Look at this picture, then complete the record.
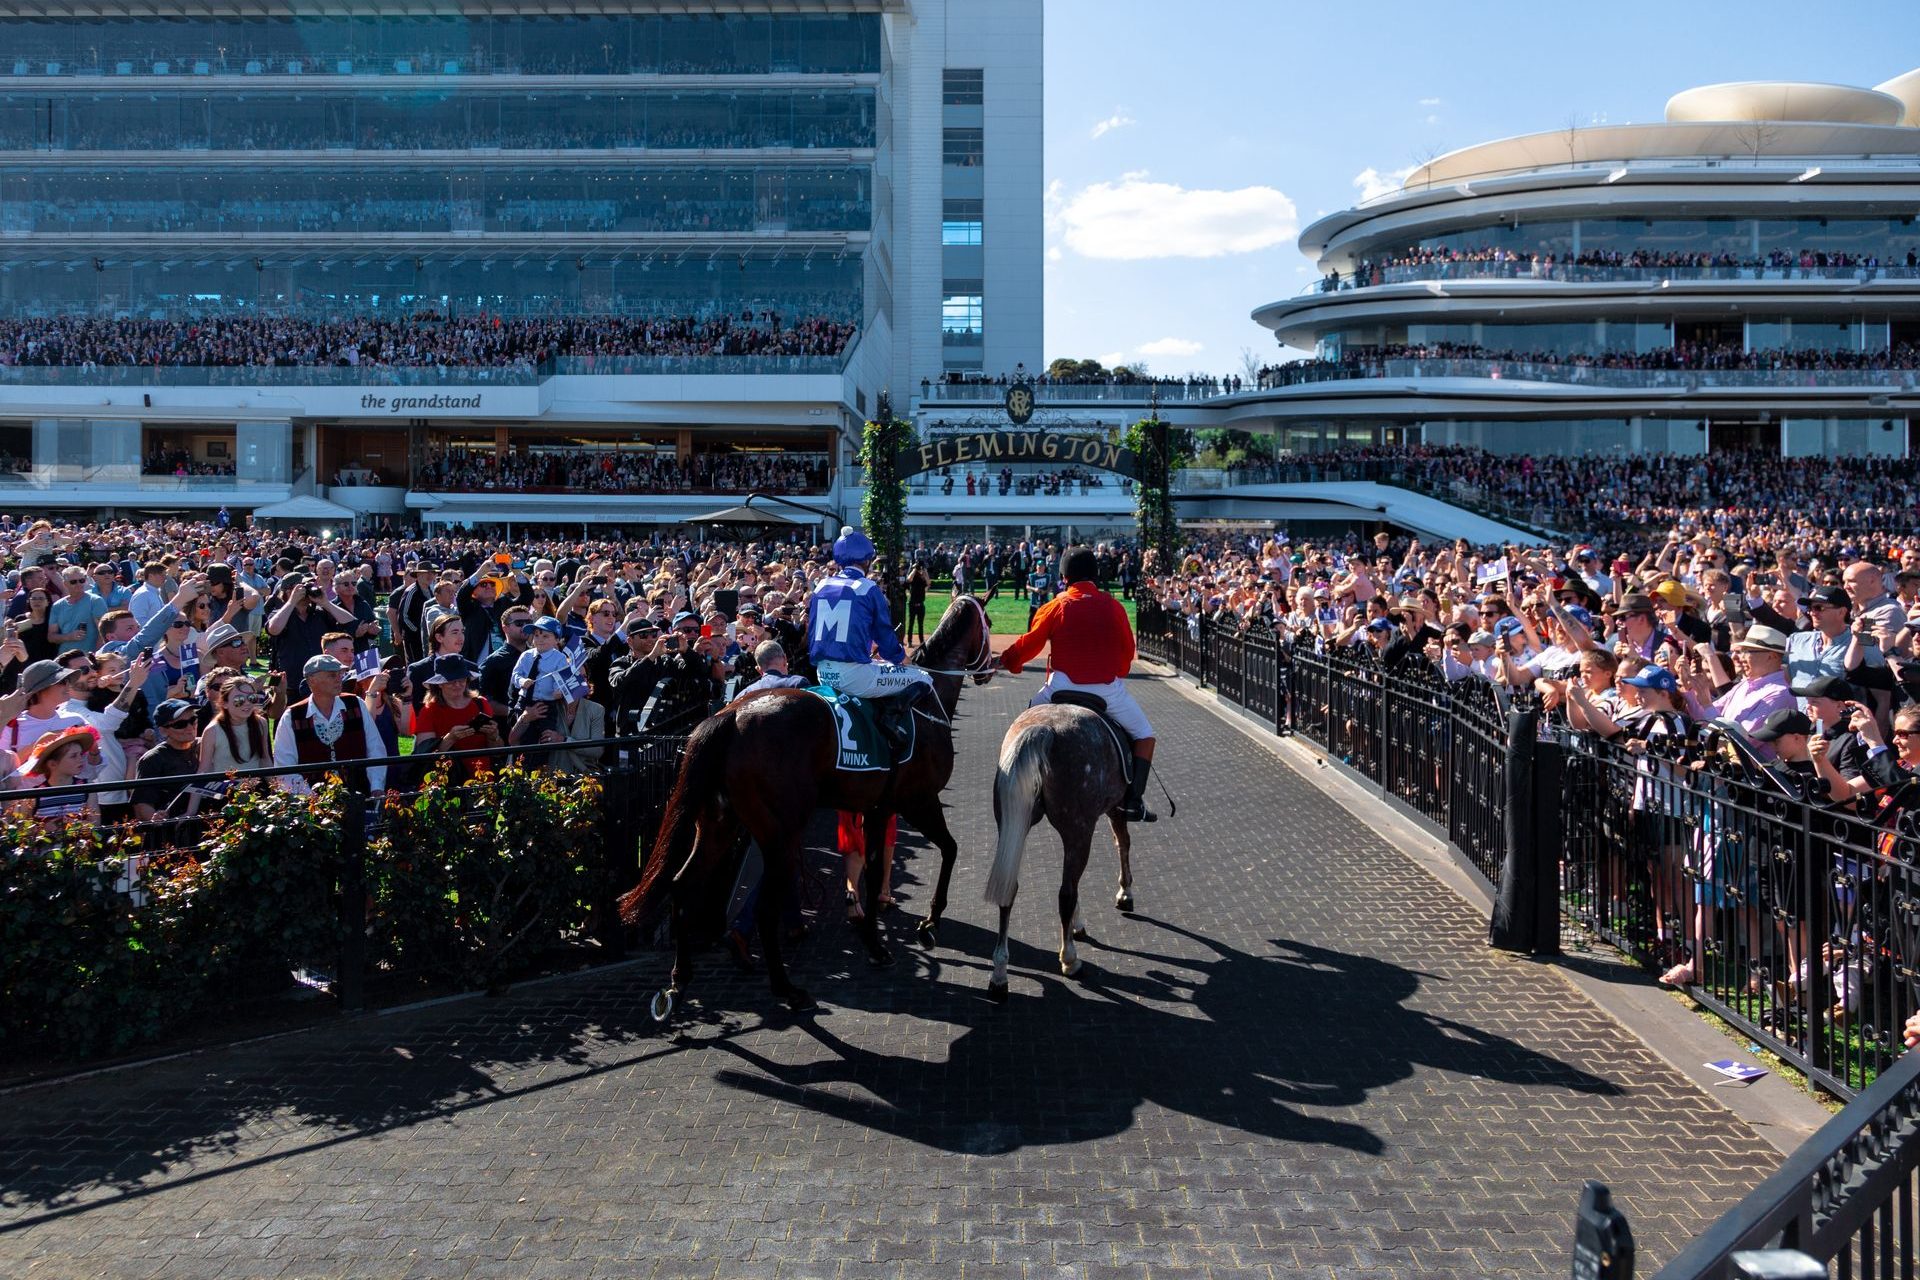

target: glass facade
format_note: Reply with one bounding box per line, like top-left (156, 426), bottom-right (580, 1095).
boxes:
top-left (0, 14), bottom-right (877, 334)
top-left (1320, 319), bottom-right (1674, 359)
top-left (0, 164), bottom-right (872, 236)
top-left (0, 15), bottom-right (883, 78)
top-left (0, 252), bottom-right (865, 322)
top-left (0, 89), bottom-right (878, 152)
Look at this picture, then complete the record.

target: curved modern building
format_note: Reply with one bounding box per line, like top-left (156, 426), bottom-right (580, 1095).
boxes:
top-left (1222, 65), bottom-right (1920, 459)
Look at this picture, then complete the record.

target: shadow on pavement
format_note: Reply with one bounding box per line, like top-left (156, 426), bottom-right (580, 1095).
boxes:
top-left (708, 914), bottom-right (1621, 1157)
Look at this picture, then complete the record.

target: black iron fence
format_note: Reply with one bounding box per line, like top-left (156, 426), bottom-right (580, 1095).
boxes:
top-left (1, 734), bottom-right (684, 1066)
top-left (1141, 615), bottom-right (1915, 1101)
top-left (1646, 1046), bottom-right (1920, 1280)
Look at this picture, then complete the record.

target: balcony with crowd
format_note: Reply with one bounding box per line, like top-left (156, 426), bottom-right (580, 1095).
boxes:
top-left (414, 446), bottom-right (831, 495)
top-left (1313, 243), bottom-right (1920, 291)
top-left (1251, 340), bottom-right (1920, 389)
top-left (0, 310), bottom-right (860, 372)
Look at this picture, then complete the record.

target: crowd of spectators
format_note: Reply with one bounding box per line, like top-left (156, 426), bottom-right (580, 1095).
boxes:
top-left (1253, 341), bottom-right (1920, 388)
top-left (414, 447), bottom-right (830, 494)
top-left (0, 310), bottom-right (860, 370)
top-left (1317, 243), bottom-right (1920, 290)
top-left (927, 368), bottom-right (1248, 396)
top-left (1139, 457), bottom-right (1920, 1031)
top-left (142, 447), bottom-right (236, 478)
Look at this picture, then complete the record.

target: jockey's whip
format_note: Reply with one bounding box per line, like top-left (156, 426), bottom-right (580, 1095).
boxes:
top-left (1154, 769), bottom-right (1178, 819)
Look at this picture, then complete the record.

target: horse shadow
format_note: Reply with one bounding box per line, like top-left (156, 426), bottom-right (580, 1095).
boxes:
top-left (705, 915), bottom-right (1620, 1157)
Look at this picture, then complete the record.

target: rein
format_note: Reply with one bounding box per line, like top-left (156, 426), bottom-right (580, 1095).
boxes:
top-left (913, 594), bottom-right (995, 679)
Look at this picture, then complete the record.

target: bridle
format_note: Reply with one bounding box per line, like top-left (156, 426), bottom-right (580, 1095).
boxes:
top-left (913, 593), bottom-right (995, 679)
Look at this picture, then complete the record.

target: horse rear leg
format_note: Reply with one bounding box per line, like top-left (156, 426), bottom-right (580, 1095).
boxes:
top-left (989, 897), bottom-right (1015, 1003)
top-left (896, 796), bottom-right (960, 948)
top-left (1058, 821), bottom-right (1095, 977)
top-left (1109, 813), bottom-right (1135, 914)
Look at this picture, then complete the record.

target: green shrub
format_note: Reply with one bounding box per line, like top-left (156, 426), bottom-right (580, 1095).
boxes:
top-left (2, 764), bottom-right (610, 1065)
top-left (372, 763), bottom-right (606, 992)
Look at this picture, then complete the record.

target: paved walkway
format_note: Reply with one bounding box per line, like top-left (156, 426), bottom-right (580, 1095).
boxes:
top-left (1, 669), bottom-right (1779, 1279)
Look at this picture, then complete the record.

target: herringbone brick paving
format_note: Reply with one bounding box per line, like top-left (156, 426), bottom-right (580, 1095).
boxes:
top-left (0, 669), bottom-right (1778, 1278)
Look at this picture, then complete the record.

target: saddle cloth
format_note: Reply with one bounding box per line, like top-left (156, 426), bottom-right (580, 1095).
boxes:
top-left (807, 686), bottom-right (915, 774)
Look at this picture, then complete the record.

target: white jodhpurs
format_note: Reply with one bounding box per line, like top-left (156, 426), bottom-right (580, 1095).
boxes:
top-left (1030, 672), bottom-right (1154, 741)
top-left (816, 658), bottom-right (934, 700)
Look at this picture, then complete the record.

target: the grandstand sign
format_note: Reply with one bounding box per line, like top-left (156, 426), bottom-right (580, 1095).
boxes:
top-left (898, 431), bottom-right (1137, 479)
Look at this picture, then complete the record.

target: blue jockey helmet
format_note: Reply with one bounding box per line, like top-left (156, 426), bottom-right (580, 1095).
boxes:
top-left (833, 525), bottom-right (876, 565)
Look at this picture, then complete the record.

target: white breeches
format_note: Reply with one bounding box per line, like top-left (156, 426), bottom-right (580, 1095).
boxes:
top-left (1030, 672), bottom-right (1154, 741)
top-left (816, 659), bottom-right (934, 699)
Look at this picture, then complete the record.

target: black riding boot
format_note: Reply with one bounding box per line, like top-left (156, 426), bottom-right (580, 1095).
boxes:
top-left (879, 697), bottom-right (913, 751)
top-left (1119, 757), bottom-right (1157, 823)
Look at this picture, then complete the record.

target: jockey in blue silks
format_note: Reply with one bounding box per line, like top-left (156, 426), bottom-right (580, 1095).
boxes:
top-left (810, 526), bottom-right (933, 745)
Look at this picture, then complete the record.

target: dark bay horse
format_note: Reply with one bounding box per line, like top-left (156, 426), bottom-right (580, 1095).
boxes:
top-left (621, 595), bottom-right (992, 1018)
top-left (983, 702), bottom-right (1139, 1002)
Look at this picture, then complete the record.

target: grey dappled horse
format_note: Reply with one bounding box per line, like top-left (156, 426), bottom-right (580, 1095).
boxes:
top-left (982, 700), bottom-right (1138, 1001)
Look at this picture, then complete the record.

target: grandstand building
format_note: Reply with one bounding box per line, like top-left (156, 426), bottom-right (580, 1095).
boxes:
top-left (0, 1), bottom-right (1042, 529)
top-left (1218, 65), bottom-right (1920, 461)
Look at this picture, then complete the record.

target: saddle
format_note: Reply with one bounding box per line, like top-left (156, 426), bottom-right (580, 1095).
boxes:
top-left (1048, 690), bottom-right (1136, 772)
top-left (807, 685), bottom-right (919, 774)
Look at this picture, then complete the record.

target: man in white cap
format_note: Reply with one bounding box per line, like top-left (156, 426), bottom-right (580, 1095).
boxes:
top-left (271, 653), bottom-right (386, 795)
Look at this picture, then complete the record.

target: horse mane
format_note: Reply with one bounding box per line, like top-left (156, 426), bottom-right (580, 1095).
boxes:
top-left (912, 593), bottom-right (985, 668)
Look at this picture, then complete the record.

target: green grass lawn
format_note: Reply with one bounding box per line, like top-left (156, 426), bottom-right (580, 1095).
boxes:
top-left (927, 582), bottom-right (1138, 637)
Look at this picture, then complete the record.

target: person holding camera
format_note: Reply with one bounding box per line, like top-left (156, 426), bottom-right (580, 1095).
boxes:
top-left (265, 571), bottom-right (361, 700)
top-left (639, 611), bottom-right (728, 732)
top-left (1786, 585), bottom-right (1876, 686)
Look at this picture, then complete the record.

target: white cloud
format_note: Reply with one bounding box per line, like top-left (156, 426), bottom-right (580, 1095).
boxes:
top-left (1045, 245), bottom-right (1063, 262)
top-left (1056, 173), bottom-right (1298, 261)
top-left (1137, 337), bottom-right (1203, 358)
top-left (1352, 164), bottom-right (1416, 202)
top-left (1418, 97), bottom-right (1443, 107)
top-left (1424, 114), bottom-right (1441, 126)
top-left (1098, 351), bottom-right (1127, 369)
top-left (1089, 110), bottom-right (1137, 140)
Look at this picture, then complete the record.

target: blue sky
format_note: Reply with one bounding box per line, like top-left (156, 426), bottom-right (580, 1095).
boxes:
top-left (1041, 0), bottom-right (1916, 375)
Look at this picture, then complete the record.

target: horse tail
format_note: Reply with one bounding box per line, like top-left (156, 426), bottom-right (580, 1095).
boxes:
top-left (985, 723), bottom-right (1048, 908)
top-left (618, 709), bottom-right (734, 931)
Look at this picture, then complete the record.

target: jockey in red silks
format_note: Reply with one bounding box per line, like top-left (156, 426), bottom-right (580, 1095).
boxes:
top-left (999, 544), bottom-right (1157, 822)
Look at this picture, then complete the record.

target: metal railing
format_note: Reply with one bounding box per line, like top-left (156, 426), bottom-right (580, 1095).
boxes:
top-left (1140, 614), bottom-right (1915, 1099)
top-left (1253, 357), bottom-right (1920, 392)
top-left (917, 379), bottom-right (1235, 404)
top-left (1299, 261), bottom-right (1920, 295)
top-left (1649, 1046), bottom-right (1920, 1279)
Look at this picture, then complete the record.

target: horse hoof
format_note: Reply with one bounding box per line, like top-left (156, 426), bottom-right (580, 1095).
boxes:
top-left (1071, 926), bottom-right (1090, 942)
top-left (777, 985), bottom-right (817, 1013)
top-left (1061, 956), bottom-right (1084, 978)
top-left (916, 917), bottom-right (939, 947)
top-left (867, 945), bottom-right (896, 969)
top-left (1116, 892), bottom-right (1135, 914)
top-left (648, 987), bottom-right (677, 1024)
top-left (987, 980), bottom-right (1010, 1004)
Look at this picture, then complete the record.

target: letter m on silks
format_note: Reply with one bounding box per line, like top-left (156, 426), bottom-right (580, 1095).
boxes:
top-left (813, 597), bottom-right (853, 645)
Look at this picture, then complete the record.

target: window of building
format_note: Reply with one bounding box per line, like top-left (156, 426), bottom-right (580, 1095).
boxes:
top-left (942, 199), bottom-right (983, 246)
top-left (942, 127), bottom-right (983, 167)
top-left (942, 279), bottom-right (983, 339)
top-left (942, 69), bottom-right (983, 106)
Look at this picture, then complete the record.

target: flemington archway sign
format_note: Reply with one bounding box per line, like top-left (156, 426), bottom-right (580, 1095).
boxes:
top-left (896, 429), bottom-right (1139, 480)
